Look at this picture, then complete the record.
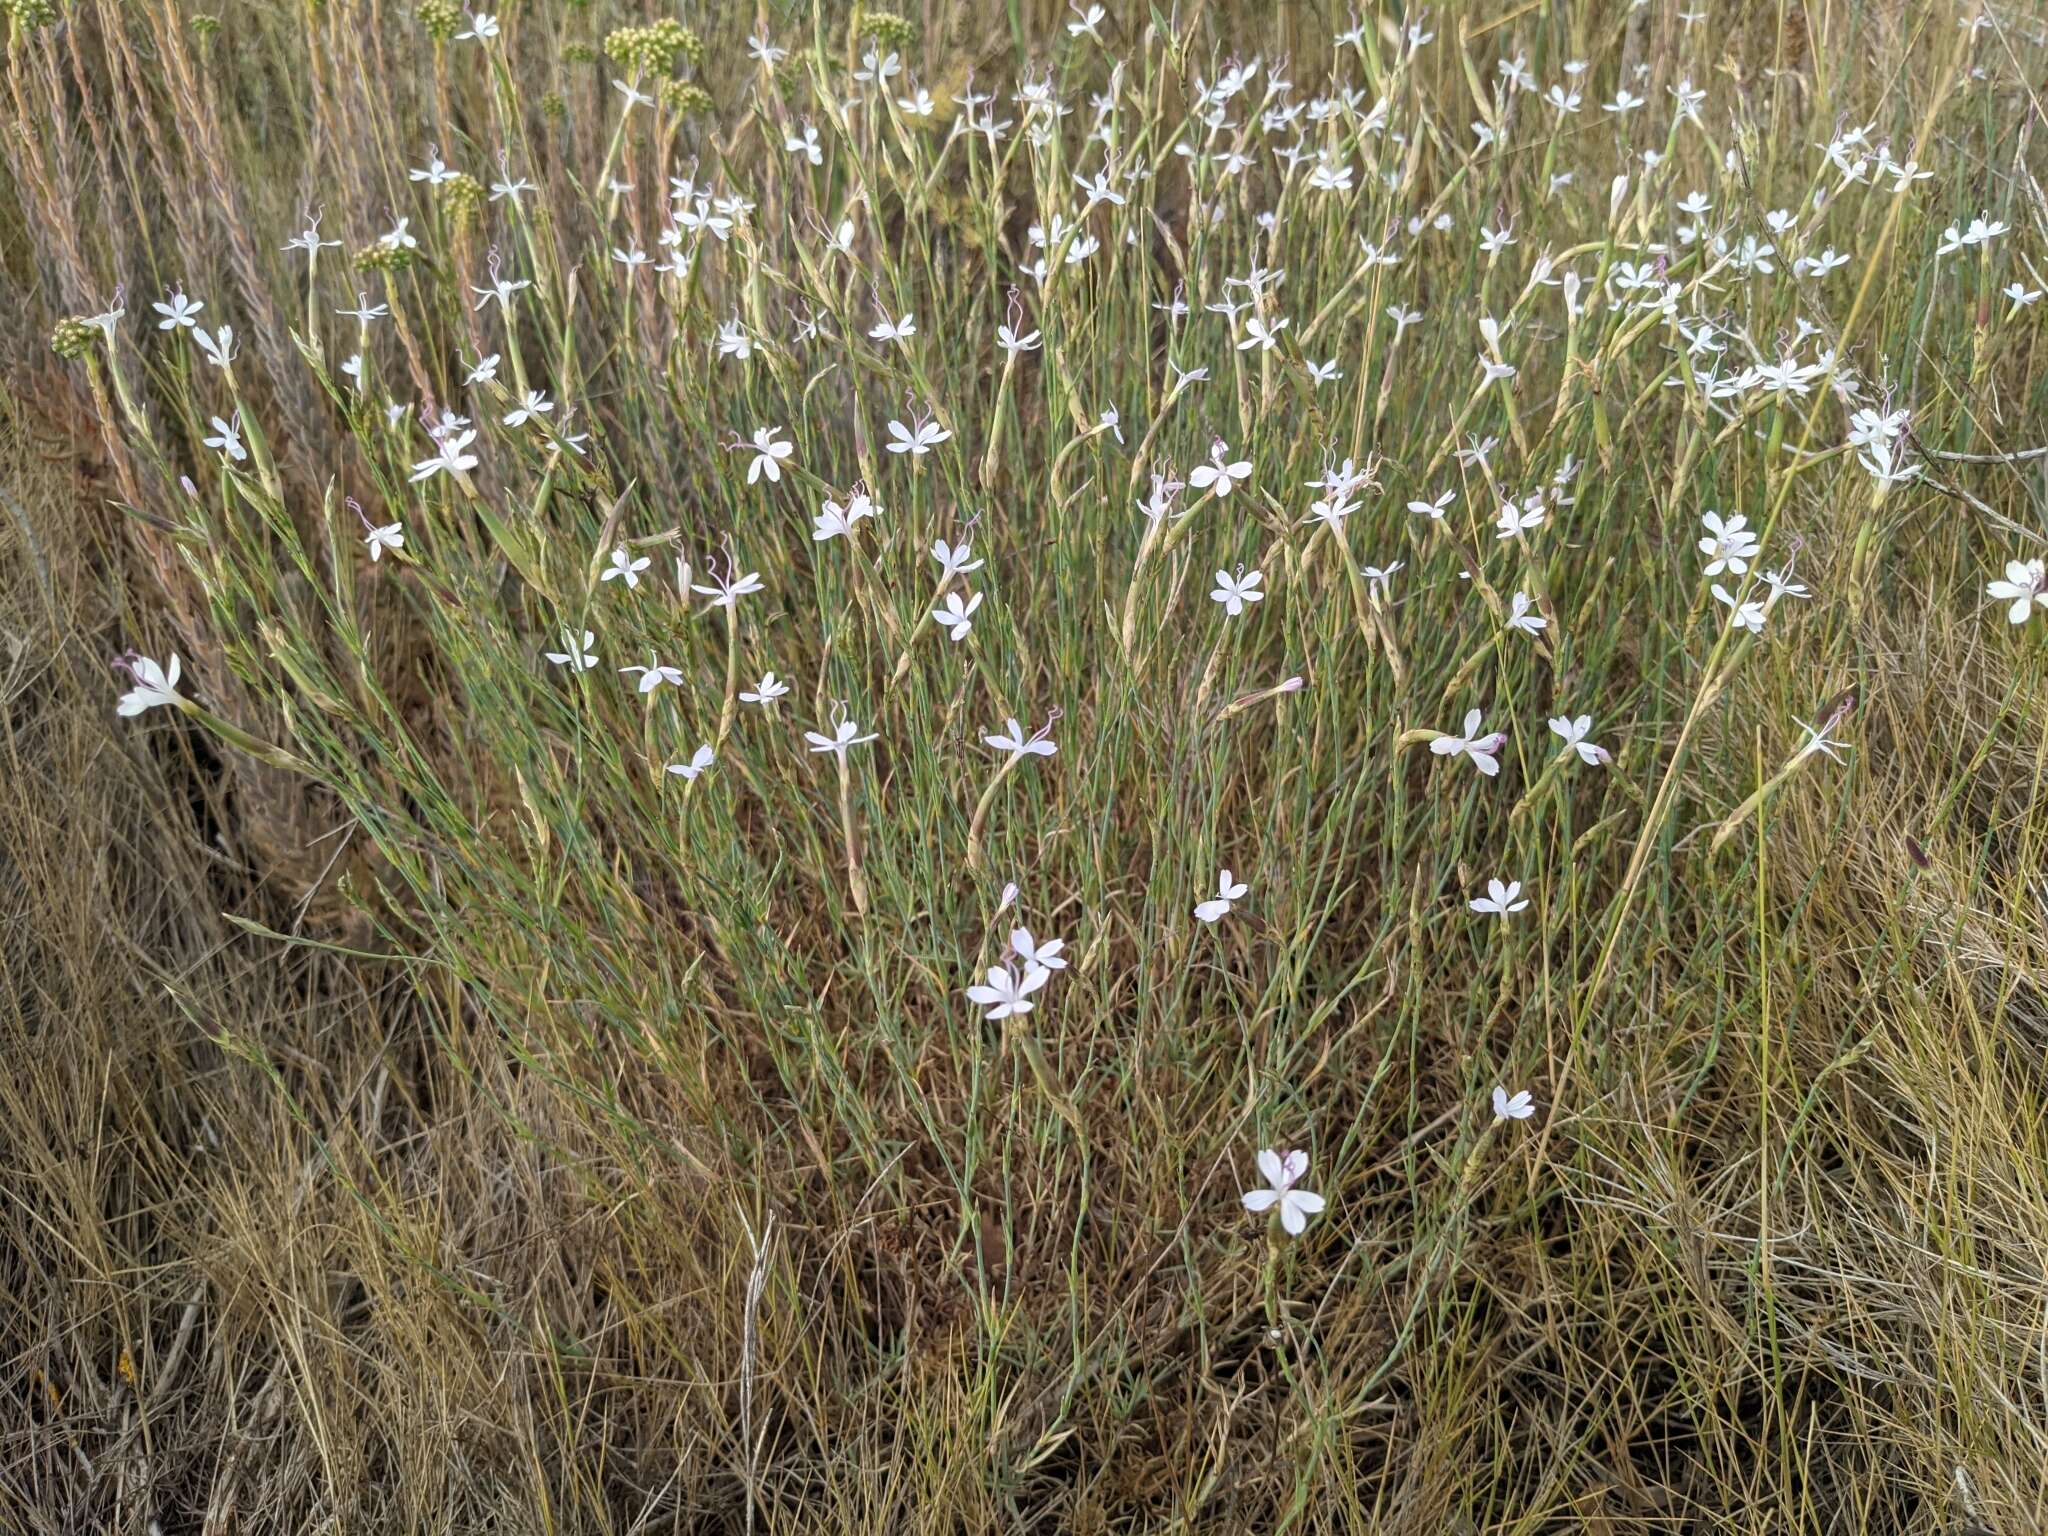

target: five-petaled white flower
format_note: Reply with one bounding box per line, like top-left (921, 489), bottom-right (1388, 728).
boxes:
top-left (666, 744), bottom-right (715, 781)
top-left (1469, 878), bottom-right (1529, 918)
top-left (1431, 709), bottom-right (1506, 776)
top-left (934, 589), bottom-right (983, 642)
top-left (740, 671), bottom-right (789, 704)
top-left (746, 427), bottom-right (794, 484)
top-left (1189, 440), bottom-right (1253, 497)
top-left (983, 717), bottom-right (1057, 757)
top-left (116, 653), bottom-right (185, 716)
top-left (1011, 927), bottom-right (1067, 972)
top-left (1210, 568), bottom-right (1264, 617)
top-left (1698, 511), bottom-right (1760, 576)
top-left (620, 657), bottom-right (685, 693)
top-left (1987, 558), bottom-right (2048, 625)
top-left (1241, 1148), bottom-right (1326, 1236)
top-left (1548, 715), bottom-right (1610, 765)
top-left (1492, 1085), bottom-right (1535, 1121)
top-left (1194, 868), bottom-right (1248, 923)
top-left (805, 717), bottom-right (879, 755)
top-left (409, 429), bottom-right (478, 484)
top-left (966, 962), bottom-right (1048, 1021)
top-left (153, 289), bottom-right (203, 330)
top-left (886, 416), bottom-right (952, 456)
top-left (545, 631), bottom-right (599, 670)
top-left (601, 547), bottom-right (651, 588)
top-left (364, 520), bottom-right (405, 561)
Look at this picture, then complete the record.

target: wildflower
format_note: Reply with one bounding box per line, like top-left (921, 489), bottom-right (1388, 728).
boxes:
top-left (1194, 868), bottom-right (1248, 923)
top-left (1492, 1086), bottom-right (1536, 1121)
top-left (115, 652), bottom-right (185, 716)
top-left (1469, 878), bottom-right (1529, 918)
top-left (204, 413), bottom-right (247, 463)
top-left (666, 744), bottom-right (715, 781)
top-left (1548, 715), bottom-right (1610, 765)
top-left (1188, 439), bottom-right (1252, 497)
top-left (932, 537), bottom-right (983, 579)
top-left (409, 429), bottom-right (478, 484)
top-left (544, 631), bottom-right (599, 671)
top-left (1987, 558), bottom-right (2048, 625)
top-left (933, 590), bottom-right (983, 642)
top-left (620, 657), bottom-right (684, 693)
top-left (502, 390), bottom-right (553, 428)
top-left (745, 427), bottom-right (794, 484)
top-left (1507, 591), bottom-right (1547, 636)
top-left (740, 671), bottom-right (789, 704)
top-left (1431, 710), bottom-right (1505, 776)
top-left (1712, 582), bottom-right (1768, 635)
top-left (1241, 1149), bottom-right (1326, 1236)
top-left (784, 123), bottom-right (823, 165)
top-left (805, 717), bottom-right (879, 756)
top-left (1209, 568), bottom-right (1264, 617)
top-left (868, 311), bottom-right (917, 344)
top-left (364, 519), bottom-right (405, 561)
top-left (691, 567), bottom-right (765, 609)
top-left (1408, 489), bottom-right (1455, 520)
top-left (601, 547), bottom-right (651, 588)
top-left (1495, 496), bottom-right (1545, 539)
top-left (886, 416), bottom-right (951, 456)
top-left (153, 289), bottom-right (203, 330)
top-left (966, 963), bottom-right (1047, 1021)
top-left (983, 717), bottom-right (1057, 758)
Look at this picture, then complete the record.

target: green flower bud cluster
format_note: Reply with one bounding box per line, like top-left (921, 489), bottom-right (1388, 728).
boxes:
top-left (50, 317), bottom-right (99, 360)
top-left (659, 79), bottom-right (712, 118)
top-left (2, 0), bottom-right (59, 33)
top-left (605, 19), bottom-right (701, 78)
top-left (439, 172), bottom-right (486, 225)
top-left (540, 90), bottom-right (566, 120)
top-left (356, 240), bottom-right (417, 273)
top-left (561, 40), bottom-right (596, 64)
top-left (855, 8), bottom-right (914, 49)
top-left (417, 0), bottom-right (459, 42)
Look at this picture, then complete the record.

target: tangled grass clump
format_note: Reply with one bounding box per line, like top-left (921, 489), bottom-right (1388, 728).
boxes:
top-left (4, 1), bottom-right (2048, 1530)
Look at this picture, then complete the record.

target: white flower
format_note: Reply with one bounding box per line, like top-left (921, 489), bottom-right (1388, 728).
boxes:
top-left (1407, 489), bottom-right (1455, 520)
top-left (1698, 511), bottom-right (1760, 576)
top-left (740, 671), bottom-right (789, 704)
top-left (1430, 709), bottom-right (1506, 776)
top-left (983, 717), bottom-right (1057, 757)
top-left (1188, 440), bottom-right (1252, 497)
top-left (409, 429), bottom-right (478, 483)
top-left (502, 389), bottom-right (553, 428)
top-left (1011, 927), bottom-right (1066, 972)
top-left (620, 657), bottom-right (684, 693)
top-left (1194, 868), bottom-right (1248, 923)
top-left (966, 963), bottom-right (1048, 1021)
top-left (601, 547), bottom-right (651, 588)
top-left (1241, 1148), bottom-right (1326, 1236)
top-left (1507, 591), bottom-right (1547, 636)
top-left (805, 717), bottom-right (879, 755)
top-left (204, 413), bottom-right (246, 462)
top-left (1209, 568), bottom-right (1264, 617)
top-left (1987, 558), bottom-right (2048, 625)
top-left (868, 311), bottom-right (917, 344)
top-left (1469, 878), bottom-right (1529, 918)
top-left (666, 744), bottom-right (715, 781)
top-left (932, 538), bottom-right (983, 579)
top-left (1492, 1086), bottom-right (1536, 1121)
top-left (364, 521), bottom-right (405, 561)
top-left (886, 417), bottom-right (952, 456)
top-left (1548, 715), bottom-right (1610, 765)
top-left (544, 631), bottom-right (599, 671)
top-left (116, 653), bottom-right (185, 716)
top-left (933, 589), bottom-right (983, 642)
top-left (1712, 582), bottom-right (1768, 635)
top-left (152, 289), bottom-right (203, 330)
top-left (745, 427), bottom-right (794, 484)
